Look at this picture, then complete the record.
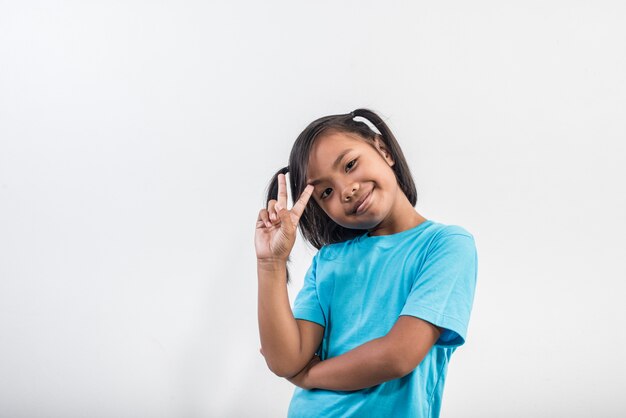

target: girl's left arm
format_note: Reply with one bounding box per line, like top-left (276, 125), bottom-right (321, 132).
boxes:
top-left (287, 315), bottom-right (441, 391)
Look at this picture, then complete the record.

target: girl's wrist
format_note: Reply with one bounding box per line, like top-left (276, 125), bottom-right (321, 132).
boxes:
top-left (257, 258), bottom-right (287, 272)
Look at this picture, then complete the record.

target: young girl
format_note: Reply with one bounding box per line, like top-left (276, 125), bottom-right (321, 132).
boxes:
top-left (255, 109), bottom-right (477, 417)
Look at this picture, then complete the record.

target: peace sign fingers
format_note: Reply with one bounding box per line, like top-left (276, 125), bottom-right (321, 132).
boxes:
top-left (272, 172), bottom-right (314, 226)
top-left (255, 173), bottom-right (314, 263)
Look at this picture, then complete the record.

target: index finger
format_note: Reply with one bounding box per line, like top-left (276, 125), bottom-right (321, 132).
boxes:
top-left (277, 173), bottom-right (288, 210)
top-left (290, 184), bottom-right (314, 221)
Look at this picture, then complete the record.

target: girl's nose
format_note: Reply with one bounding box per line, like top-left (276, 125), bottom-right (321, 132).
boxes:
top-left (342, 182), bottom-right (359, 202)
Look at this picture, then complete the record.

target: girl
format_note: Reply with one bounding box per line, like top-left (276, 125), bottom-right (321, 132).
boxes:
top-left (255, 109), bottom-right (477, 417)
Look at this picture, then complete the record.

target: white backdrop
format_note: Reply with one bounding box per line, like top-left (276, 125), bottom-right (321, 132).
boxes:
top-left (1, 1), bottom-right (625, 417)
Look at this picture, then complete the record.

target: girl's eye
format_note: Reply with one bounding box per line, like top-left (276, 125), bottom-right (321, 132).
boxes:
top-left (346, 159), bottom-right (356, 171)
top-left (321, 188), bottom-right (332, 199)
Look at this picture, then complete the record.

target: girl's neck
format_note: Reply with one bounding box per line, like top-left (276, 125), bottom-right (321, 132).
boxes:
top-left (367, 196), bottom-right (427, 237)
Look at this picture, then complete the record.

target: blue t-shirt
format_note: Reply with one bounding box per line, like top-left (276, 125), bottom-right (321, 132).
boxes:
top-left (288, 219), bottom-right (478, 418)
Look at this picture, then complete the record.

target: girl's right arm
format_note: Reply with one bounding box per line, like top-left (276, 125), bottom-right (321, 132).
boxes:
top-left (255, 174), bottom-right (321, 377)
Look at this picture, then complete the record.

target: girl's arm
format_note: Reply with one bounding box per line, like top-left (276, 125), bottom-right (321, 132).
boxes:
top-left (258, 260), bottom-right (323, 378)
top-left (257, 260), bottom-right (300, 376)
top-left (256, 176), bottom-right (321, 377)
top-left (288, 315), bottom-right (441, 391)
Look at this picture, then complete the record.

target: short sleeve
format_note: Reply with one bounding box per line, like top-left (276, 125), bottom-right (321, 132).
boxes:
top-left (291, 252), bottom-right (326, 328)
top-left (399, 231), bottom-right (478, 347)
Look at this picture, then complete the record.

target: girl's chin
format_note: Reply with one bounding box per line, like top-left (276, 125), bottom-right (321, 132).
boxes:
top-left (337, 218), bottom-right (381, 231)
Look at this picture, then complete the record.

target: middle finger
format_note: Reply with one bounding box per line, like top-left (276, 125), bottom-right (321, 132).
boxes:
top-left (277, 173), bottom-right (289, 211)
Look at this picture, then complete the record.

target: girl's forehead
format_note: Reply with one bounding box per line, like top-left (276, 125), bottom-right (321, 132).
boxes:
top-left (309, 134), bottom-right (356, 160)
top-left (310, 131), bottom-right (368, 157)
top-left (317, 130), bottom-right (365, 145)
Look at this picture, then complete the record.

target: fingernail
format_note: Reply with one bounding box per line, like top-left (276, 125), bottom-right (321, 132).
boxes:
top-left (270, 213), bottom-right (276, 221)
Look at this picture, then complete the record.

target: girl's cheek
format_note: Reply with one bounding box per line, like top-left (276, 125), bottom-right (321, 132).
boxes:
top-left (320, 204), bottom-right (334, 218)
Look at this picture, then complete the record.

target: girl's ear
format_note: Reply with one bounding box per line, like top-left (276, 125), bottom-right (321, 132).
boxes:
top-left (373, 136), bottom-right (395, 167)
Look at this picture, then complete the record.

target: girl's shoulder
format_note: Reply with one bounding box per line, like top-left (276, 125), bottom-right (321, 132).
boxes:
top-left (423, 222), bottom-right (477, 263)
top-left (428, 221), bottom-right (474, 239)
top-left (425, 221), bottom-right (476, 254)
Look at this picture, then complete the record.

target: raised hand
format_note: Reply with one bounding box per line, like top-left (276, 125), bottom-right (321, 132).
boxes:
top-left (255, 173), bottom-right (314, 263)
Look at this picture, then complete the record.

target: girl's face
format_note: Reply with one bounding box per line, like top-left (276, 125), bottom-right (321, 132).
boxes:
top-left (306, 130), bottom-right (402, 232)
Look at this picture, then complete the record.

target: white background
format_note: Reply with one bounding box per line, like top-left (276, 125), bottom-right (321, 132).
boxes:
top-left (1, 1), bottom-right (625, 417)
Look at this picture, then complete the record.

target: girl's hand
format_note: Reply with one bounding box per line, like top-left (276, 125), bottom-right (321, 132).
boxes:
top-left (285, 355), bottom-right (321, 390)
top-left (255, 173), bottom-right (314, 262)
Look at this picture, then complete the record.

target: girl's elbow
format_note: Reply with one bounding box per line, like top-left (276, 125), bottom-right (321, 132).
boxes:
top-left (265, 358), bottom-right (301, 378)
top-left (269, 365), bottom-right (293, 378)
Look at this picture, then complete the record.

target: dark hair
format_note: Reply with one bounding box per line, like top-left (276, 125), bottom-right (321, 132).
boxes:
top-left (264, 108), bottom-right (418, 283)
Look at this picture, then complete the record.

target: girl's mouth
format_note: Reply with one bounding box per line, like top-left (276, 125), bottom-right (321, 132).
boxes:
top-left (354, 190), bottom-right (372, 215)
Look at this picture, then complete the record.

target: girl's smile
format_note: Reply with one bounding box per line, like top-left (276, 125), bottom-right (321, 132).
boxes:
top-left (306, 130), bottom-right (426, 236)
top-left (354, 189), bottom-right (372, 215)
